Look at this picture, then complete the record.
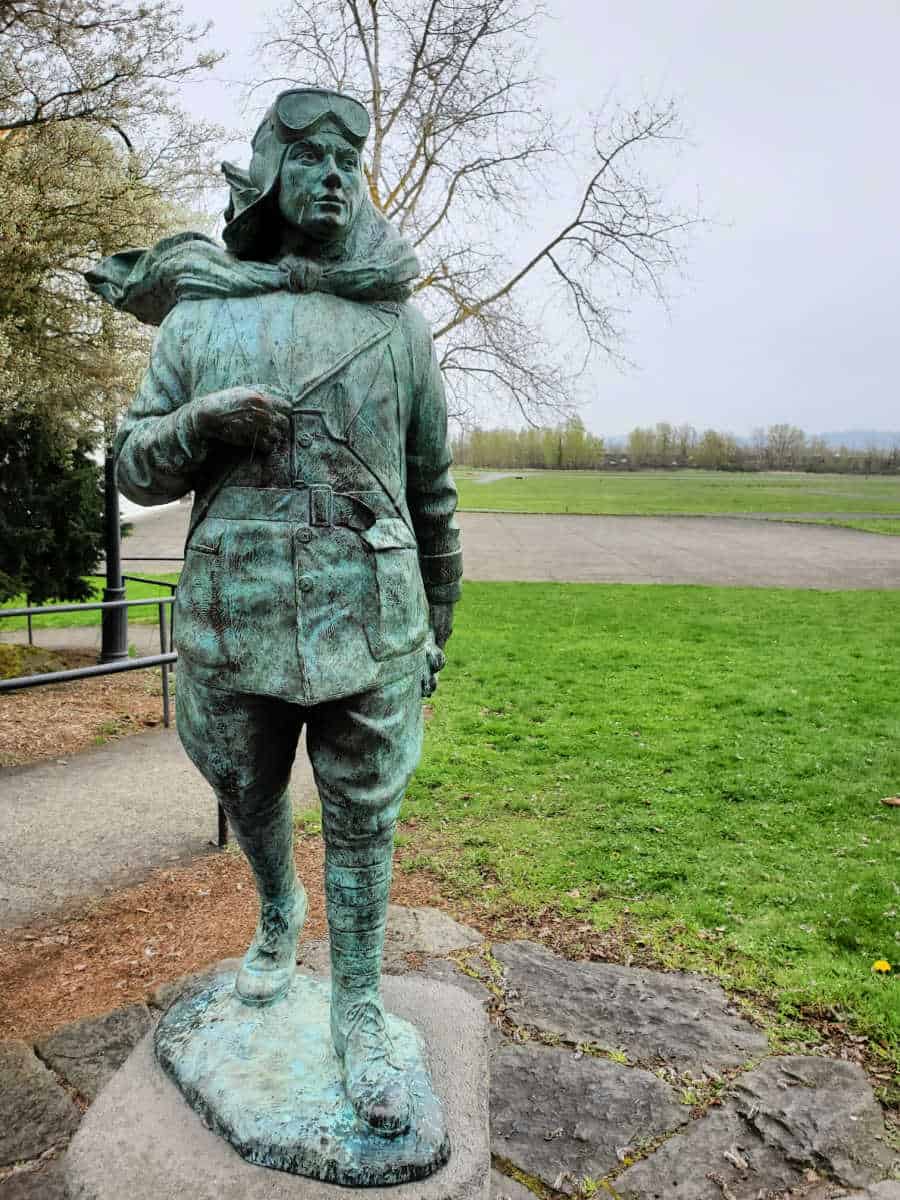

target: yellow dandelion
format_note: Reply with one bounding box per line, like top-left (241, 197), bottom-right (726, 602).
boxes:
top-left (871, 959), bottom-right (891, 974)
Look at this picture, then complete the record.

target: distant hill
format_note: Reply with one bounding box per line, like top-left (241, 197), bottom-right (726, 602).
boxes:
top-left (817, 430), bottom-right (900, 450)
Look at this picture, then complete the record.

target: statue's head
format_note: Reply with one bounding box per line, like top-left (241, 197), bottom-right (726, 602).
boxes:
top-left (222, 88), bottom-right (371, 259)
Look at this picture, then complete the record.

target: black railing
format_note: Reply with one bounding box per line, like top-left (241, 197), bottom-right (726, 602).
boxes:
top-left (0, 592), bottom-right (228, 847)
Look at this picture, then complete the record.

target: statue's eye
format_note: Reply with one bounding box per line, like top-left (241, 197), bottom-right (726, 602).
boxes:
top-left (294, 143), bottom-right (320, 164)
top-left (339, 154), bottom-right (358, 171)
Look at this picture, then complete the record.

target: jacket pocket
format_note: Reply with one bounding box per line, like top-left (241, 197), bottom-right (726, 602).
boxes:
top-left (359, 519), bottom-right (428, 661)
top-left (186, 519), bottom-right (225, 556)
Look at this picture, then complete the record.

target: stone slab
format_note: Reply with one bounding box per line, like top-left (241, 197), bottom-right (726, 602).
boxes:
top-left (298, 905), bottom-right (482, 974)
top-left (614, 1055), bottom-right (894, 1200)
top-left (65, 975), bottom-right (490, 1200)
top-left (490, 1036), bottom-right (689, 1194)
top-left (154, 969), bottom-right (449, 1186)
top-left (494, 940), bottom-right (768, 1073)
top-left (35, 1004), bottom-right (155, 1100)
top-left (780, 1184), bottom-right (900, 1200)
top-left (413, 958), bottom-right (493, 1004)
top-left (0, 1043), bottom-right (80, 1166)
top-left (0, 1158), bottom-right (67, 1199)
top-left (490, 1168), bottom-right (535, 1199)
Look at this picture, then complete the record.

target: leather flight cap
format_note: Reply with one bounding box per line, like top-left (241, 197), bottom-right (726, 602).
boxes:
top-left (272, 88), bottom-right (370, 150)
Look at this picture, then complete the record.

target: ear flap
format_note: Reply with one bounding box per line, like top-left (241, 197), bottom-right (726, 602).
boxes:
top-left (221, 160), bottom-right (259, 222)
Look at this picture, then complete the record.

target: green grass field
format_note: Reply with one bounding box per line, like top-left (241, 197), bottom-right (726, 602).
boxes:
top-left (455, 468), bottom-right (900, 518)
top-left (0, 574), bottom-right (180, 632)
top-left (410, 582), bottom-right (900, 1068)
top-left (3, 522), bottom-right (898, 1069)
top-left (806, 518), bottom-right (900, 536)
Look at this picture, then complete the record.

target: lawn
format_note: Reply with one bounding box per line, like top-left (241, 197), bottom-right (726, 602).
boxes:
top-left (410, 582), bottom-right (900, 1067)
top-left (0, 574), bottom-right (180, 632)
top-left (5, 566), bottom-right (898, 1069)
top-left (806, 518), bottom-right (900, 536)
top-left (455, 468), bottom-right (900, 517)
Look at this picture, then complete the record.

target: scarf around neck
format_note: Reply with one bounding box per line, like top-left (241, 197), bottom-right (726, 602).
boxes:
top-left (85, 231), bottom-right (420, 327)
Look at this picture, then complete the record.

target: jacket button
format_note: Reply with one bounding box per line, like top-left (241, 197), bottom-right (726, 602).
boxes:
top-left (297, 528), bottom-right (313, 544)
top-left (297, 433), bottom-right (313, 448)
top-left (298, 574), bottom-right (314, 593)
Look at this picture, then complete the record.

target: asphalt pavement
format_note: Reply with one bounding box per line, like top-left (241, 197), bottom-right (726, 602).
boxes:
top-left (117, 501), bottom-right (900, 589)
top-left (0, 729), bottom-right (316, 928)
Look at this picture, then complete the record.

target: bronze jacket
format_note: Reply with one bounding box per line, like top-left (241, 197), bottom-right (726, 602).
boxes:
top-left (115, 291), bottom-right (461, 705)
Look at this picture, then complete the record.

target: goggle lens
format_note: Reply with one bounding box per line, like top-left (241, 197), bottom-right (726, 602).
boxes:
top-left (274, 90), bottom-right (370, 144)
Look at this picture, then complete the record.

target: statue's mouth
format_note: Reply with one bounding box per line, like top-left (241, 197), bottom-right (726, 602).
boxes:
top-left (315, 196), bottom-right (345, 213)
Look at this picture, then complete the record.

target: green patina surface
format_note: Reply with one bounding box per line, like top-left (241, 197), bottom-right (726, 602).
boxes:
top-left (155, 969), bottom-right (450, 1186)
top-left (88, 87), bottom-right (462, 1181)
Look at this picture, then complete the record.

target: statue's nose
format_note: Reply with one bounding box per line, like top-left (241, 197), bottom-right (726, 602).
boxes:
top-left (323, 169), bottom-right (341, 190)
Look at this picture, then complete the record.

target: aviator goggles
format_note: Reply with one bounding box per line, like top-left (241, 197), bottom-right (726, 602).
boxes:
top-left (272, 88), bottom-right (370, 149)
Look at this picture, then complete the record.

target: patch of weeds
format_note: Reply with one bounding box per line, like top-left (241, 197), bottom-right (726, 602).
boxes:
top-left (449, 947), bottom-right (503, 999)
top-left (398, 852), bottom-right (435, 874)
top-left (490, 1155), bottom-right (553, 1198)
top-left (93, 718), bottom-right (125, 744)
top-left (294, 809), bottom-right (322, 837)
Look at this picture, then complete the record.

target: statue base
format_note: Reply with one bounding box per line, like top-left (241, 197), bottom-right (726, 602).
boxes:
top-left (64, 973), bottom-right (490, 1200)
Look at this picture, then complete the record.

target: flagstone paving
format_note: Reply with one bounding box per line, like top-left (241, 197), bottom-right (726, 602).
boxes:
top-left (0, 909), bottom-right (895, 1199)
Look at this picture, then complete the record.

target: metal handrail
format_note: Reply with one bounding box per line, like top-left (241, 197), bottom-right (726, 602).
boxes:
top-left (0, 590), bottom-right (229, 848)
top-left (0, 651), bottom-right (176, 692)
top-left (2, 596), bottom-right (172, 617)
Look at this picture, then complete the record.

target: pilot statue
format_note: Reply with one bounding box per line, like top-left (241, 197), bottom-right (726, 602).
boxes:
top-left (87, 87), bottom-right (462, 1142)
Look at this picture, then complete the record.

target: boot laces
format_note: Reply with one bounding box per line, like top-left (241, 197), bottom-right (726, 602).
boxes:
top-left (256, 900), bottom-right (291, 957)
top-left (343, 1000), bottom-right (397, 1068)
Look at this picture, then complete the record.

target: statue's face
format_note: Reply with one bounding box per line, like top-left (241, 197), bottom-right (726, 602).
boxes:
top-left (277, 125), bottom-right (364, 243)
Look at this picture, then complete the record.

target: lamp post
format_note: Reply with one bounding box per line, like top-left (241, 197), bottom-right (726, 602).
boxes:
top-left (100, 432), bottom-right (128, 663)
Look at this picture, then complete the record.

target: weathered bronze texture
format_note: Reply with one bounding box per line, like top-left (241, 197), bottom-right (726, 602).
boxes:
top-left (88, 86), bottom-right (461, 1183)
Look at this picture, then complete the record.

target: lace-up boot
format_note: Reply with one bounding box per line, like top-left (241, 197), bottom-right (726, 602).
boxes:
top-left (236, 885), bottom-right (308, 1005)
top-left (223, 786), bottom-right (308, 1006)
top-left (325, 847), bottom-right (410, 1137)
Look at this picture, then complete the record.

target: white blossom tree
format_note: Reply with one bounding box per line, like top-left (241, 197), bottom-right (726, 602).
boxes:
top-left (0, 0), bottom-right (223, 428)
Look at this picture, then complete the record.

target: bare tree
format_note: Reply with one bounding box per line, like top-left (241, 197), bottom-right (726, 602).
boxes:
top-left (765, 423), bottom-right (806, 470)
top-left (254, 0), bottom-right (698, 423)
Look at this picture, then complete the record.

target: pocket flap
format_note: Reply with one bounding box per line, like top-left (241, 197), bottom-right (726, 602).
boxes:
top-left (359, 518), bottom-right (418, 552)
top-left (188, 520), bottom-right (224, 555)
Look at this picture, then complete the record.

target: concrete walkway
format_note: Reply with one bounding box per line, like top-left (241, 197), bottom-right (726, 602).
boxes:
top-left (0, 728), bottom-right (316, 928)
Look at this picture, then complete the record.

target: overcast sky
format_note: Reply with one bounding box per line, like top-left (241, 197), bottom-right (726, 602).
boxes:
top-left (176, 0), bottom-right (900, 437)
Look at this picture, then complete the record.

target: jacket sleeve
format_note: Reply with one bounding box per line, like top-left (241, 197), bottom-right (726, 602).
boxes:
top-left (114, 305), bottom-right (210, 505)
top-left (404, 310), bottom-right (462, 605)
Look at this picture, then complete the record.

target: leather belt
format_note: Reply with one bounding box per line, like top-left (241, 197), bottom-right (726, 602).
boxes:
top-left (209, 485), bottom-right (385, 530)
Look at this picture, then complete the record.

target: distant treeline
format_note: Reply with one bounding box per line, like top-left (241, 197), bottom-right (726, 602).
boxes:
top-left (452, 421), bottom-right (900, 474)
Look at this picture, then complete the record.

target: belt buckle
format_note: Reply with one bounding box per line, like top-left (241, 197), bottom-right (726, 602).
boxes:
top-left (308, 484), bottom-right (333, 526)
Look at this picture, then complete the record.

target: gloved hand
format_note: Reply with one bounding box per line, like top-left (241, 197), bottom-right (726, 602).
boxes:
top-left (193, 387), bottom-right (291, 455)
top-left (421, 603), bottom-right (453, 697)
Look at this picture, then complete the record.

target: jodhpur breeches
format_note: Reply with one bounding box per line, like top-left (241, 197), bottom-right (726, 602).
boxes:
top-left (175, 668), bottom-right (425, 852)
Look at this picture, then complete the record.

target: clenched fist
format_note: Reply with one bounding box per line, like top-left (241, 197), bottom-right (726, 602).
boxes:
top-left (193, 387), bottom-right (291, 455)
